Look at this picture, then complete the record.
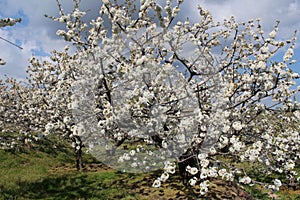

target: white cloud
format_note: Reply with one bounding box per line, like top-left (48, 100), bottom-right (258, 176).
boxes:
top-left (0, 0), bottom-right (300, 79)
top-left (0, 26), bottom-right (68, 79)
top-left (0, 0), bottom-right (100, 79)
top-left (186, 0), bottom-right (300, 38)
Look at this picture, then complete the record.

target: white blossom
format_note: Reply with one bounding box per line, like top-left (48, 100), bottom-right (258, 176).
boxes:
top-left (239, 176), bottom-right (252, 184)
top-left (232, 121), bottom-right (243, 131)
top-left (0, 58), bottom-right (6, 65)
top-left (186, 165), bottom-right (199, 175)
top-left (200, 159), bottom-right (209, 168)
top-left (199, 180), bottom-right (209, 195)
top-left (284, 48), bottom-right (294, 62)
top-left (152, 179), bottom-right (161, 188)
top-left (189, 177), bottom-right (198, 186)
top-left (160, 172), bottom-right (169, 182)
top-left (269, 30), bottom-right (277, 39)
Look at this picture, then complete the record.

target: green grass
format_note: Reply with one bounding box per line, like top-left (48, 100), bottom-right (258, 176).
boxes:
top-left (0, 140), bottom-right (73, 199)
top-left (0, 137), bottom-right (174, 199)
top-left (0, 146), bottom-right (175, 200)
top-left (0, 137), bottom-right (300, 199)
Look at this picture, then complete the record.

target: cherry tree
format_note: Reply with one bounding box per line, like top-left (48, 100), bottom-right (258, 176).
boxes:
top-left (49, 0), bottom-right (300, 194)
top-left (1, 0), bottom-right (300, 196)
top-left (0, 18), bottom-right (35, 150)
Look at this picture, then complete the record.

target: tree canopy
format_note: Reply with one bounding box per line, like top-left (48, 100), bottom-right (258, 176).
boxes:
top-left (0, 0), bottom-right (300, 196)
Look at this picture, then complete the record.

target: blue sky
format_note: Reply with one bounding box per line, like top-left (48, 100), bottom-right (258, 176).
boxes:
top-left (0, 0), bottom-right (300, 83)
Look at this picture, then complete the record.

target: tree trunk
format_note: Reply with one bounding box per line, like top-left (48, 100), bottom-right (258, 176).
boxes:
top-left (76, 143), bottom-right (83, 171)
top-left (73, 136), bottom-right (84, 171)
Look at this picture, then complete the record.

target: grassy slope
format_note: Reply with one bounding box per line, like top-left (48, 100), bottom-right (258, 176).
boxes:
top-left (0, 138), bottom-right (299, 200)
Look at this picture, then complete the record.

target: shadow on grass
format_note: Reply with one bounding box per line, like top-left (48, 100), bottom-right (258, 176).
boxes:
top-left (1, 172), bottom-right (132, 200)
top-left (0, 152), bottom-right (272, 200)
top-left (0, 168), bottom-right (203, 200)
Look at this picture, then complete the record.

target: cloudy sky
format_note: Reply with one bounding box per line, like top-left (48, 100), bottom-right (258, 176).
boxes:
top-left (0, 0), bottom-right (300, 81)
